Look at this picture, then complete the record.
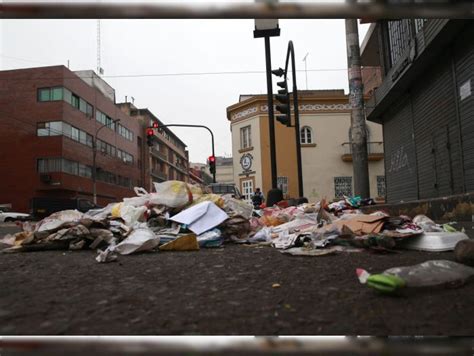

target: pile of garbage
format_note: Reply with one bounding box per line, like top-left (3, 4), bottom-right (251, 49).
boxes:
top-left (0, 181), bottom-right (253, 263)
top-left (0, 182), bottom-right (471, 269)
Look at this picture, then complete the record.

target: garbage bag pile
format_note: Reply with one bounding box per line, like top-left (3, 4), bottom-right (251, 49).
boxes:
top-left (0, 181), bottom-right (251, 263)
top-left (0, 184), bottom-right (470, 266)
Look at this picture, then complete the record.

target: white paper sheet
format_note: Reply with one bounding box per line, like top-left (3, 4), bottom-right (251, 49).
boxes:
top-left (169, 201), bottom-right (229, 235)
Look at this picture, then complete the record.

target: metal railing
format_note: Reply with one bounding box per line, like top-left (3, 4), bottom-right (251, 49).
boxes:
top-left (151, 148), bottom-right (167, 161)
top-left (341, 141), bottom-right (384, 156)
top-left (151, 170), bottom-right (167, 181)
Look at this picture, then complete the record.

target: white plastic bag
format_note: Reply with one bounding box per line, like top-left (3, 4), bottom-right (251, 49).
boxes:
top-left (120, 205), bottom-right (147, 227)
top-left (151, 180), bottom-right (193, 208)
top-left (114, 228), bottom-right (160, 255)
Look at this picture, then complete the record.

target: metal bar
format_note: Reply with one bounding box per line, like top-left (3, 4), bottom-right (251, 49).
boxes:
top-left (264, 36), bottom-right (278, 189)
top-left (156, 123), bottom-right (216, 183)
top-left (1, 2), bottom-right (472, 19)
top-left (288, 41), bottom-right (304, 199)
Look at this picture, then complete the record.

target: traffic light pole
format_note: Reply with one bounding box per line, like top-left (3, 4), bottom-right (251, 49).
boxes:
top-left (283, 41), bottom-right (304, 198)
top-left (151, 124), bottom-right (216, 183)
top-left (264, 35), bottom-right (278, 189)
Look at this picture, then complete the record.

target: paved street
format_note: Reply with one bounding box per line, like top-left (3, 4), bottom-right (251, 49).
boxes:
top-left (1, 224), bottom-right (473, 336)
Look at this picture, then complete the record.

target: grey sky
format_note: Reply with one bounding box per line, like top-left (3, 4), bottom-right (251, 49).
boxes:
top-left (0, 1), bottom-right (369, 163)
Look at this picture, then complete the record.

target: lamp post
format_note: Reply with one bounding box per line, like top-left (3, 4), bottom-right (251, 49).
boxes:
top-left (92, 118), bottom-right (120, 205)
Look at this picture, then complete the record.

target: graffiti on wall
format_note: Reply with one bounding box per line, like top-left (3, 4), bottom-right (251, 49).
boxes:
top-left (388, 146), bottom-right (410, 173)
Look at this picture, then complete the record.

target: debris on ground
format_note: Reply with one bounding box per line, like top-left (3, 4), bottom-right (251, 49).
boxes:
top-left (357, 260), bottom-right (474, 295)
top-left (1, 185), bottom-right (471, 271)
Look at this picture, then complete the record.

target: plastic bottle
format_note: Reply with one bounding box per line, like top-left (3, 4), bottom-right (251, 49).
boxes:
top-left (357, 260), bottom-right (474, 294)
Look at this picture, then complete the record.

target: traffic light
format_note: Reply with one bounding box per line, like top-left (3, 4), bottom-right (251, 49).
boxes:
top-left (146, 128), bottom-right (154, 147)
top-left (208, 155), bottom-right (216, 175)
top-left (152, 122), bottom-right (159, 129)
top-left (275, 79), bottom-right (292, 127)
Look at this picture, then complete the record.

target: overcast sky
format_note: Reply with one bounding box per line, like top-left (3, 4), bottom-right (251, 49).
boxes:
top-left (0, 0), bottom-right (369, 163)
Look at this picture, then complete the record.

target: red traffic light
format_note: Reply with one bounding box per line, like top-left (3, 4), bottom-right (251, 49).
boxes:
top-left (208, 156), bottom-right (215, 163)
top-left (146, 128), bottom-right (154, 136)
top-left (152, 122), bottom-right (159, 128)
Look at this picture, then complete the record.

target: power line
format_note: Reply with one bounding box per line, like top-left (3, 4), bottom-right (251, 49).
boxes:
top-left (0, 68), bottom-right (347, 82)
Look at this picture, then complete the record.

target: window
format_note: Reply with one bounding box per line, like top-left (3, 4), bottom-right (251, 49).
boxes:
top-left (277, 176), bottom-right (288, 196)
top-left (63, 159), bottom-right (79, 175)
top-left (51, 87), bottom-right (63, 101)
top-left (334, 176), bottom-right (353, 198)
top-left (86, 103), bottom-right (94, 118)
top-left (79, 98), bottom-right (87, 113)
top-left (300, 126), bottom-right (313, 144)
top-left (37, 158), bottom-right (62, 173)
top-left (377, 176), bottom-right (386, 198)
top-left (37, 157), bottom-right (130, 187)
top-left (71, 94), bottom-right (80, 109)
top-left (63, 88), bottom-right (72, 104)
top-left (71, 127), bottom-right (79, 141)
top-left (78, 164), bottom-right (92, 178)
top-left (37, 121), bottom-right (63, 136)
top-left (240, 126), bottom-right (251, 149)
top-left (38, 88), bottom-right (51, 102)
top-left (117, 149), bottom-right (133, 164)
top-left (117, 123), bottom-right (133, 141)
top-left (241, 179), bottom-right (254, 202)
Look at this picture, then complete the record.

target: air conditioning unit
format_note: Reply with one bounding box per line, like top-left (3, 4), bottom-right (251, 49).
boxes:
top-left (40, 174), bottom-right (51, 183)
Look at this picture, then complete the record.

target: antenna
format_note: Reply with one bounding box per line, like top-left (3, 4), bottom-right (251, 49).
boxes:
top-left (96, 19), bottom-right (101, 75)
top-left (302, 52), bottom-right (309, 90)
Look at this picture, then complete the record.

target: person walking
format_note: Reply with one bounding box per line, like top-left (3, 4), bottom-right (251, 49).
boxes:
top-left (251, 188), bottom-right (264, 209)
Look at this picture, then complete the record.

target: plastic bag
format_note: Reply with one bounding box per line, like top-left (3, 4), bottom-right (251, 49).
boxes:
top-left (191, 194), bottom-right (225, 209)
top-left (120, 205), bottom-right (147, 227)
top-left (222, 195), bottom-right (253, 219)
top-left (35, 210), bottom-right (84, 233)
top-left (114, 228), bottom-right (160, 255)
top-left (152, 180), bottom-right (193, 208)
top-left (197, 228), bottom-right (223, 248)
top-left (357, 260), bottom-right (474, 294)
top-left (413, 214), bottom-right (443, 232)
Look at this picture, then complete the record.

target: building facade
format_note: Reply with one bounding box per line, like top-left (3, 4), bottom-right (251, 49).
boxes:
top-left (227, 90), bottom-right (386, 203)
top-left (361, 20), bottom-right (473, 203)
top-left (119, 105), bottom-right (190, 192)
top-left (0, 65), bottom-right (190, 212)
top-left (215, 156), bottom-right (234, 184)
top-left (0, 66), bottom-right (142, 211)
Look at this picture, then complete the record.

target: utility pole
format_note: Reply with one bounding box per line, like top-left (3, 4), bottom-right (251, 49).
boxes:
top-left (345, 18), bottom-right (370, 198)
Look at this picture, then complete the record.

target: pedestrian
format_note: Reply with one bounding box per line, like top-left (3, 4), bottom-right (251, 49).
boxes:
top-left (251, 188), bottom-right (264, 209)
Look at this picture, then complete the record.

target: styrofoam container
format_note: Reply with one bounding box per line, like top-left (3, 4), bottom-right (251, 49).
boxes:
top-left (401, 231), bottom-right (469, 252)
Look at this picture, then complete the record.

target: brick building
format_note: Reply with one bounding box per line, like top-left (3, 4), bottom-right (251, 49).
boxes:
top-left (119, 104), bottom-right (190, 191)
top-left (0, 65), bottom-right (189, 212)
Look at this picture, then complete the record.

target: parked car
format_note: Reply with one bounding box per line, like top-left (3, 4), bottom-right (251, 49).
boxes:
top-left (207, 183), bottom-right (243, 199)
top-left (0, 207), bottom-right (31, 222)
top-left (30, 197), bottom-right (100, 220)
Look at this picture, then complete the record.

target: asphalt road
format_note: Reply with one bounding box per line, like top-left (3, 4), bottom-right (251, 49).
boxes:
top-left (1, 223), bottom-right (473, 336)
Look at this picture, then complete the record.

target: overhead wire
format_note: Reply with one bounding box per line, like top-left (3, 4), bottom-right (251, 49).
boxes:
top-left (0, 68), bottom-right (348, 81)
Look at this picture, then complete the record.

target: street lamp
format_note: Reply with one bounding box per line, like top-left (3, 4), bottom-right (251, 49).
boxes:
top-left (92, 118), bottom-right (120, 205)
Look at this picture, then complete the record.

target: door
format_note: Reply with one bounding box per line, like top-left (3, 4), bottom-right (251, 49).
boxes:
top-left (241, 179), bottom-right (254, 203)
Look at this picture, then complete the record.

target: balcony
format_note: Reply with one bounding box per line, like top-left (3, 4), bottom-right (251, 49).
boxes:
top-left (341, 141), bottom-right (384, 162)
top-left (151, 148), bottom-right (167, 162)
top-left (151, 170), bottom-right (167, 181)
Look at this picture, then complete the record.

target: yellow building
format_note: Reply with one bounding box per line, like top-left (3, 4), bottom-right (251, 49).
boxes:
top-left (226, 90), bottom-right (386, 203)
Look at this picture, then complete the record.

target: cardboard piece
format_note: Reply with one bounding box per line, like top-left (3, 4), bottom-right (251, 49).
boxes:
top-left (159, 233), bottom-right (199, 251)
top-left (333, 214), bottom-right (386, 235)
